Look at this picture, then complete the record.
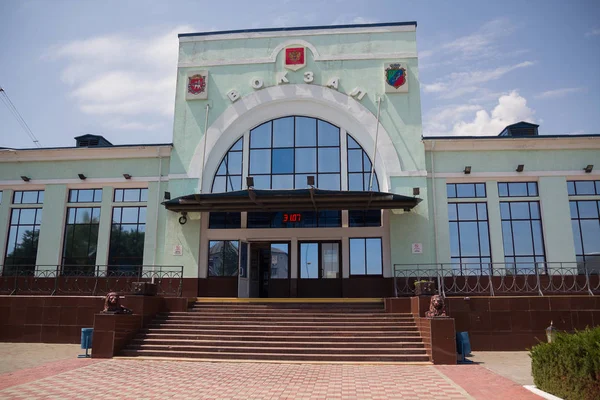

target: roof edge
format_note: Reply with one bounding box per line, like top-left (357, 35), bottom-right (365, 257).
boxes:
top-left (178, 21), bottom-right (417, 38)
top-left (422, 134), bottom-right (600, 140)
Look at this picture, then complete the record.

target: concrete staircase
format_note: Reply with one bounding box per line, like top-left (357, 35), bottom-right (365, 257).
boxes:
top-left (121, 300), bottom-right (430, 363)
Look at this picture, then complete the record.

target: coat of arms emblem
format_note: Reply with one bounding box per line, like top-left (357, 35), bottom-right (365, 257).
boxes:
top-left (185, 70), bottom-right (209, 100)
top-left (284, 47), bottom-right (306, 71)
top-left (384, 63), bottom-right (409, 93)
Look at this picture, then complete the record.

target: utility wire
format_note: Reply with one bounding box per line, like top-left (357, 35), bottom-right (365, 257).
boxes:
top-left (0, 86), bottom-right (42, 148)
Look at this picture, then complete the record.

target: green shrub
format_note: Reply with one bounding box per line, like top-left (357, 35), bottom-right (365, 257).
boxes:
top-left (530, 326), bottom-right (600, 400)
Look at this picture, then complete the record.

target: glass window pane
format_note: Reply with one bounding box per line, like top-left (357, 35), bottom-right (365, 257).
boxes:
top-left (318, 174), bottom-right (340, 190)
top-left (123, 189), bottom-right (140, 202)
top-left (93, 189), bottom-right (103, 202)
top-left (294, 174), bottom-right (312, 189)
top-left (577, 201), bottom-right (599, 219)
top-left (22, 191), bottom-right (38, 204)
top-left (575, 181), bottom-right (595, 195)
top-left (500, 202), bottom-right (510, 219)
top-left (140, 189), bottom-right (148, 202)
top-left (252, 175), bottom-right (270, 190)
top-left (527, 182), bottom-right (538, 196)
top-left (208, 241), bottom-right (224, 276)
top-left (363, 153), bottom-right (372, 172)
top-left (321, 243), bottom-right (340, 278)
top-left (121, 207), bottom-right (139, 223)
top-left (348, 149), bottom-right (363, 173)
top-left (75, 208), bottom-right (92, 224)
top-left (448, 204), bottom-right (457, 220)
top-left (456, 184), bottom-right (476, 198)
top-left (513, 221), bottom-right (534, 255)
top-left (14, 191), bottom-right (23, 204)
top-left (348, 173), bottom-right (363, 191)
top-left (19, 208), bottom-right (36, 225)
top-left (446, 184), bottom-right (456, 199)
top-left (510, 202), bottom-right (531, 219)
top-left (271, 175), bottom-right (294, 189)
top-left (272, 148), bottom-right (294, 174)
top-left (498, 183), bottom-right (508, 197)
top-left (318, 120), bottom-right (339, 146)
top-left (350, 239), bottom-right (366, 275)
top-left (479, 222), bottom-right (490, 256)
top-left (226, 176), bottom-right (242, 192)
top-left (580, 220), bottom-right (600, 255)
top-left (567, 181), bottom-right (576, 196)
top-left (457, 203), bottom-right (477, 220)
top-left (212, 176), bottom-right (226, 193)
top-left (295, 148), bottom-right (316, 173)
top-left (138, 207), bottom-right (147, 224)
top-left (273, 117), bottom-right (294, 148)
top-left (347, 135), bottom-right (360, 149)
top-left (449, 222), bottom-right (459, 257)
top-left (216, 159), bottom-right (226, 175)
top-left (532, 220), bottom-right (545, 255)
top-left (227, 152), bottom-right (243, 175)
top-left (318, 148), bottom-right (340, 173)
top-left (475, 183), bottom-right (486, 198)
top-left (69, 190), bottom-right (78, 202)
top-left (271, 244), bottom-right (289, 279)
top-left (300, 243), bottom-right (319, 278)
top-left (502, 221), bottom-right (514, 256)
top-left (112, 208), bottom-right (121, 223)
top-left (570, 201), bottom-right (578, 219)
top-left (250, 122), bottom-right (271, 148)
top-left (318, 210), bottom-right (341, 227)
top-left (571, 221), bottom-right (583, 254)
top-left (295, 117), bottom-right (316, 147)
top-left (78, 190), bottom-right (94, 202)
top-left (477, 203), bottom-right (487, 220)
top-left (459, 222), bottom-right (480, 256)
top-left (223, 241), bottom-right (239, 276)
top-left (231, 138), bottom-right (243, 151)
top-left (508, 183), bottom-right (528, 197)
top-left (114, 189), bottom-right (124, 202)
top-left (365, 239), bottom-right (382, 275)
top-left (250, 149), bottom-right (271, 174)
top-left (529, 202), bottom-right (540, 219)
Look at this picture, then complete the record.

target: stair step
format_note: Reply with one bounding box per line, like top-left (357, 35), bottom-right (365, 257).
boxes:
top-left (151, 319), bottom-right (416, 326)
top-left (129, 338), bottom-right (426, 348)
top-left (158, 314), bottom-right (413, 321)
top-left (145, 324), bottom-right (418, 332)
top-left (120, 349), bottom-right (430, 363)
top-left (136, 333), bottom-right (424, 342)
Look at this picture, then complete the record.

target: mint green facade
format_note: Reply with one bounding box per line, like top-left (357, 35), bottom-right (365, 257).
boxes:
top-left (1, 22), bottom-right (599, 297)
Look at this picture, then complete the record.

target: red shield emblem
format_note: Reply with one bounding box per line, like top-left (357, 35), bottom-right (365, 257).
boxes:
top-left (284, 47), bottom-right (306, 71)
top-left (188, 74), bottom-right (206, 95)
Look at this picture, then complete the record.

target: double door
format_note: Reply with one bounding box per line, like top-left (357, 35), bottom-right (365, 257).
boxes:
top-left (298, 241), bottom-right (341, 298)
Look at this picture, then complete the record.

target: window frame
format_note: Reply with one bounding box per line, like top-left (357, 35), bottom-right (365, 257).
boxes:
top-left (61, 207), bottom-right (101, 276)
top-left (349, 237), bottom-right (383, 276)
top-left (108, 206), bottom-right (147, 275)
top-left (3, 207), bottom-right (43, 275)
top-left (208, 240), bottom-right (240, 277)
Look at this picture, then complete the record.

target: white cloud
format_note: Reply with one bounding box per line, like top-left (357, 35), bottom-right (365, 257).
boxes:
top-left (585, 28), bottom-right (600, 37)
top-left (534, 87), bottom-right (586, 99)
top-left (331, 15), bottom-right (378, 25)
top-left (424, 61), bottom-right (535, 100)
top-left (48, 25), bottom-right (191, 129)
top-left (424, 91), bottom-right (536, 136)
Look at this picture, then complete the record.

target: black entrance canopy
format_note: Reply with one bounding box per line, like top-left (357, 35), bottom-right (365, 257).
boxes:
top-left (162, 188), bottom-right (421, 212)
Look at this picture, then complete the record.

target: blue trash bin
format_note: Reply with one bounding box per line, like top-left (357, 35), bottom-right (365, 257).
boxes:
top-left (79, 328), bottom-right (93, 358)
top-left (456, 331), bottom-right (472, 363)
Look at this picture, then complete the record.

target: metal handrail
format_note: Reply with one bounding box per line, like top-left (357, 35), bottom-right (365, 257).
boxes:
top-left (393, 261), bottom-right (599, 297)
top-left (0, 265), bottom-right (184, 297)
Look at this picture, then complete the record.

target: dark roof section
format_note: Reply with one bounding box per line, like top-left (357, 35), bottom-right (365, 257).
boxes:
top-left (179, 21), bottom-right (417, 38)
top-left (74, 134), bottom-right (113, 147)
top-left (0, 143), bottom-right (173, 151)
top-left (163, 188), bottom-right (421, 212)
top-left (498, 121), bottom-right (539, 137)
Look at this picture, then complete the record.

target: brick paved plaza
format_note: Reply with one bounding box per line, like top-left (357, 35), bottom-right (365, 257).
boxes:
top-left (0, 344), bottom-right (543, 400)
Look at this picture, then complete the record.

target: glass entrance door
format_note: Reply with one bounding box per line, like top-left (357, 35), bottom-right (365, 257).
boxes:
top-left (298, 241), bottom-right (341, 297)
top-left (249, 242), bottom-right (290, 298)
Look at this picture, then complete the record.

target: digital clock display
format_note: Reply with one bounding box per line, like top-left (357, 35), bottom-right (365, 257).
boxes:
top-left (282, 213), bottom-right (302, 223)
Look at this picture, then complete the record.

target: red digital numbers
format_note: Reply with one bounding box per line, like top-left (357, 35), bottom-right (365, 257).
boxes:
top-left (282, 213), bottom-right (302, 223)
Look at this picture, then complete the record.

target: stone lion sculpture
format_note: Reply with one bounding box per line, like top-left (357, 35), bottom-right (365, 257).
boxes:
top-left (425, 294), bottom-right (447, 318)
top-left (102, 292), bottom-right (133, 314)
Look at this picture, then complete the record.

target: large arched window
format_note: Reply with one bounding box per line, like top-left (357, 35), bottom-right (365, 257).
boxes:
top-left (211, 116), bottom-right (378, 193)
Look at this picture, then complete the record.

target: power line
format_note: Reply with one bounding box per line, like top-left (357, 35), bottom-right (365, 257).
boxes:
top-left (0, 86), bottom-right (42, 148)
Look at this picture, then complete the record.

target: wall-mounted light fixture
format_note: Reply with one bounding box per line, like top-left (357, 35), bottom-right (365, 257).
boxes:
top-left (164, 191), bottom-right (171, 200)
top-left (123, 173), bottom-right (132, 180)
top-left (463, 166), bottom-right (471, 175)
top-left (516, 164), bottom-right (524, 172)
top-left (178, 212), bottom-right (188, 225)
top-left (307, 175), bottom-right (315, 187)
top-left (246, 176), bottom-right (255, 188)
top-left (413, 187), bottom-right (420, 196)
top-left (584, 165), bottom-right (594, 173)
top-left (78, 174), bottom-right (86, 180)
top-left (21, 176), bottom-right (30, 182)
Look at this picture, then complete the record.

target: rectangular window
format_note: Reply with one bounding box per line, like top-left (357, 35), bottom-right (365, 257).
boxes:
top-left (570, 200), bottom-right (600, 265)
top-left (568, 180), bottom-right (600, 196)
top-left (62, 207), bottom-right (101, 276)
top-left (69, 189), bottom-right (102, 203)
top-left (270, 243), bottom-right (289, 279)
top-left (247, 211), bottom-right (341, 228)
top-left (208, 212), bottom-right (241, 229)
top-left (13, 190), bottom-right (44, 204)
top-left (349, 238), bottom-right (382, 275)
top-left (208, 240), bottom-right (239, 277)
top-left (348, 210), bottom-right (382, 227)
top-left (498, 182), bottom-right (538, 197)
top-left (446, 183), bottom-right (486, 199)
top-left (500, 201), bottom-right (546, 271)
top-left (448, 203), bottom-right (491, 274)
top-left (113, 188), bottom-right (148, 202)
top-left (108, 206), bottom-right (146, 275)
top-left (3, 208), bottom-right (42, 275)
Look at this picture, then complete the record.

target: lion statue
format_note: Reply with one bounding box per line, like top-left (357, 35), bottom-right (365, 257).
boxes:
top-left (425, 294), bottom-right (447, 318)
top-left (102, 292), bottom-right (133, 314)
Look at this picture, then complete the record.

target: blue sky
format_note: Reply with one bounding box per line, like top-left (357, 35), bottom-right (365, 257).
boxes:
top-left (1, 0), bottom-right (599, 148)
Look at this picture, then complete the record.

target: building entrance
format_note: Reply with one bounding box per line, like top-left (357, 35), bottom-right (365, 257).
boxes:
top-left (246, 242), bottom-right (290, 298)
